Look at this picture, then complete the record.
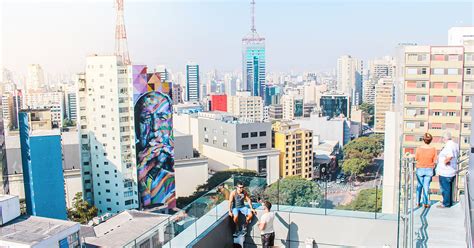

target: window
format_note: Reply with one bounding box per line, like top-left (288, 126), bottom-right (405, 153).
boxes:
top-left (433, 68), bottom-right (444, 75)
top-left (242, 145), bottom-right (249, 150)
top-left (466, 68), bottom-right (472, 75)
top-left (251, 132), bottom-right (258, 137)
top-left (259, 131), bottom-right (267, 137)
top-left (204, 138), bottom-right (209, 143)
top-left (259, 143), bottom-right (267, 149)
top-left (421, 68), bottom-right (427, 74)
top-left (433, 54), bottom-right (445, 61)
top-left (448, 55), bottom-right (460, 61)
top-left (447, 68), bottom-right (459, 75)
top-left (105, 180), bottom-right (110, 184)
top-left (407, 68), bottom-right (418, 75)
top-left (251, 144), bottom-right (258, 149)
top-left (242, 133), bottom-right (249, 138)
top-left (125, 200), bottom-right (133, 205)
top-left (447, 111), bottom-right (456, 116)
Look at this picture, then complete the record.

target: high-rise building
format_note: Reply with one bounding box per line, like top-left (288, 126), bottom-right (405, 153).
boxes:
top-left (320, 93), bottom-right (351, 118)
top-left (19, 111), bottom-right (67, 220)
top-left (281, 95), bottom-right (304, 120)
top-left (402, 45), bottom-right (472, 156)
top-left (374, 78), bottom-right (395, 133)
top-left (242, 0), bottom-right (266, 100)
top-left (337, 55), bottom-right (362, 105)
top-left (265, 84), bottom-right (281, 106)
top-left (186, 63), bottom-right (200, 102)
top-left (155, 65), bottom-right (169, 82)
top-left (24, 91), bottom-right (65, 127)
top-left (210, 94), bottom-right (227, 112)
top-left (172, 84), bottom-right (183, 104)
top-left (27, 64), bottom-right (45, 92)
top-left (3, 90), bottom-right (24, 131)
top-left (364, 56), bottom-right (396, 104)
top-left (272, 121), bottom-right (313, 179)
top-left (227, 91), bottom-right (263, 122)
top-left (80, 55), bottom-right (139, 214)
top-left (66, 92), bottom-right (77, 121)
top-left (448, 27), bottom-right (474, 45)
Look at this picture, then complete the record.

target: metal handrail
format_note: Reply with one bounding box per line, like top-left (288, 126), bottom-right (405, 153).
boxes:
top-left (465, 172), bottom-right (473, 248)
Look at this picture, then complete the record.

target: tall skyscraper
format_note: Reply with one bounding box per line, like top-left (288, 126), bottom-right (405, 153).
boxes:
top-left (80, 55), bottom-right (139, 214)
top-left (186, 63), bottom-right (200, 102)
top-left (27, 64), bottom-right (45, 92)
top-left (337, 55), bottom-right (362, 105)
top-left (242, 0), bottom-right (266, 100)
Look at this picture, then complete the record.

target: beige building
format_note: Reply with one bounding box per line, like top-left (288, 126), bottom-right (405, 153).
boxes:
top-left (374, 78), bottom-right (394, 133)
top-left (272, 121), bottom-right (313, 179)
top-left (227, 91), bottom-right (263, 122)
top-left (402, 45), bottom-right (472, 155)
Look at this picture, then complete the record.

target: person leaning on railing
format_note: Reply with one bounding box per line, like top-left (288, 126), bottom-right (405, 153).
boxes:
top-left (415, 133), bottom-right (437, 208)
top-left (435, 131), bottom-right (460, 208)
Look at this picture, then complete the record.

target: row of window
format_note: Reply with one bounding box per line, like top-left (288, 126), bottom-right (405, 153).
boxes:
top-left (406, 67), bottom-right (464, 76)
top-left (242, 131), bottom-right (267, 138)
top-left (406, 53), bottom-right (474, 62)
top-left (242, 143), bottom-right (267, 150)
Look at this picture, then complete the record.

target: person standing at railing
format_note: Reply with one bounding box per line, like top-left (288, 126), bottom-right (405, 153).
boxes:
top-left (415, 133), bottom-right (437, 208)
top-left (436, 131), bottom-right (460, 208)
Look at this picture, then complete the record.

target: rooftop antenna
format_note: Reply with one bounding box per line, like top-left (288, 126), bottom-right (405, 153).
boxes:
top-left (114, 0), bottom-right (131, 65)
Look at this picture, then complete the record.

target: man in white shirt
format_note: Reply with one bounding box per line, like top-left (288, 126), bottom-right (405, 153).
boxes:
top-left (436, 132), bottom-right (459, 208)
top-left (259, 200), bottom-right (275, 248)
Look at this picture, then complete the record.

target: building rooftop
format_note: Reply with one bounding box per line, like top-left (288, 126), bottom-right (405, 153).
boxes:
top-left (0, 215), bottom-right (79, 246)
top-left (30, 129), bottom-right (61, 137)
top-left (83, 210), bottom-right (169, 247)
top-left (0, 195), bottom-right (17, 202)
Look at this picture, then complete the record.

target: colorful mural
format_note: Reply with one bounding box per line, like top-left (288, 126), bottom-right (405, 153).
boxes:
top-left (133, 65), bottom-right (175, 209)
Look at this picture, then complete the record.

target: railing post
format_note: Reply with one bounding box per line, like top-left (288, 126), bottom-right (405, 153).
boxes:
top-left (375, 185), bottom-right (378, 219)
top-left (324, 175), bottom-right (328, 215)
top-left (277, 178), bottom-right (280, 211)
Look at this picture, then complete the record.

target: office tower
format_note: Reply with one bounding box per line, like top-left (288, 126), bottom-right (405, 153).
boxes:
top-left (19, 111), bottom-right (67, 220)
top-left (242, 0), bottom-right (266, 99)
top-left (227, 91), bottom-right (263, 122)
top-left (374, 78), bottom-right (395, 133)
top-left (448, 27), bottom-right (474, 45)
top-left (155, 65), bottom-right (169, 82)
top-left (66, 92), bottom-right (77, 121)
top-left (281, 95), bottom-right (304, 120)
top-left (172, 84), bottom-right (183, 104)
top-left (186, 63), bottom-right (200, 102)
top-left (80, 55), bottom-right (139, 214)
top-left (272, 121), bottom-right (313, 179)
top-left (402, 45), bottom-right (472, 156)
top-left (265, 84), bottom-right (281, 106)
top-left (224, 75), bottom-right (237, 97)
top-left (337, 55), bottom-right (362, 105)
top-left (210, 94), bottom-right (227, 112)
top-left (3, 90), bottom-right (24, 131)
top-left (319, 93), bottom-right (351, 118)
top-left (27, 64), bottom-right (45, 92)
top-left (364, 56), bottom-right (396, 104)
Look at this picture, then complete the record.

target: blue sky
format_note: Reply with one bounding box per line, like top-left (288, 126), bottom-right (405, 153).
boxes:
top-left (1, 0), bottom-right (472, 75)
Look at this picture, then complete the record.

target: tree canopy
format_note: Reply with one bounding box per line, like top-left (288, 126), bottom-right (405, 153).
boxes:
top-left (263, 176), bottom-right (322, 207)
top-left (342, 134), bottom-right (384, 178)
top-left (67, 192), bottom-right (98, 224)
top-left (337, 188), bottom-right (382, 212)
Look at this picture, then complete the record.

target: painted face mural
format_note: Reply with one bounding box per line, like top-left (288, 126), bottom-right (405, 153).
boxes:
top-left (133, 66), bottom-right (175, 209)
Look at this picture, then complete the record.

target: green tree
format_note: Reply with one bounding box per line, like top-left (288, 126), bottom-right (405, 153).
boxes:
top-left (337, 188), bottom-right (382, 212)
top-left (67, 192), bottom-right (98, 224)
top-left (342, 158), bottom-right (371, 176)
top-left (359, 103), bottom-right (374, 126)
top-left (263, 176), bottom-right (322, 207)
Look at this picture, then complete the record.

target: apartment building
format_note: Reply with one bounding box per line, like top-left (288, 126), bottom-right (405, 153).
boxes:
top-left (402, 45), bottom-right (472, 155)
top-left (227, 91), bottom-right (263, 122)
top-left (272, 121), bottom-right (313, 179)
top-left (374, 78), bottom-right (395, 133)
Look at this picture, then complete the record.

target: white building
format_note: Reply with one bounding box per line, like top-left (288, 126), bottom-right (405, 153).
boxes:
top-left (79, 55), bottom-right (139, 214)
top-left (24, 91), bottom-right (65, 127)
top-left (185, 62), bottom-right (200, 102)
top-left (197, 112), bottom-right (279, 184)
top-left (448, 26), bottom-right (474, 45)
top-left (294, 114), bottom-right (351, 147)
top-left (364, 56), bottom-right (396, 104)
top-left (27, 64), bottom-right (45, 92)
top-left (337, 55), bottom-right (362, 105)
top-left (227, 91), bottom-right (263, 122)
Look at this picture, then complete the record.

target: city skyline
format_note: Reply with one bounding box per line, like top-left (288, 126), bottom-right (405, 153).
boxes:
top-left (2, 0), bottom-right (472, 76)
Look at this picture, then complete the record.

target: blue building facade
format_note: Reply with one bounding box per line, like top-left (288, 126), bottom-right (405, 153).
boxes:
top-left (242, 40), bottom-right (266, 101)
top-left (320, 95), bottom-right (351, 118)
top-left (19, 112), bottom-right (67, 220)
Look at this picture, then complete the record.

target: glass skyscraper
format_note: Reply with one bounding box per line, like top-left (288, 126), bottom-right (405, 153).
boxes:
top-left (242, 0), bottom-right (266, 102)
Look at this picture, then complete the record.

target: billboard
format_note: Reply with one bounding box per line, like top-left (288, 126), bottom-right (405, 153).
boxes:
top-left (132, 65), bottom-right (175, 209)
